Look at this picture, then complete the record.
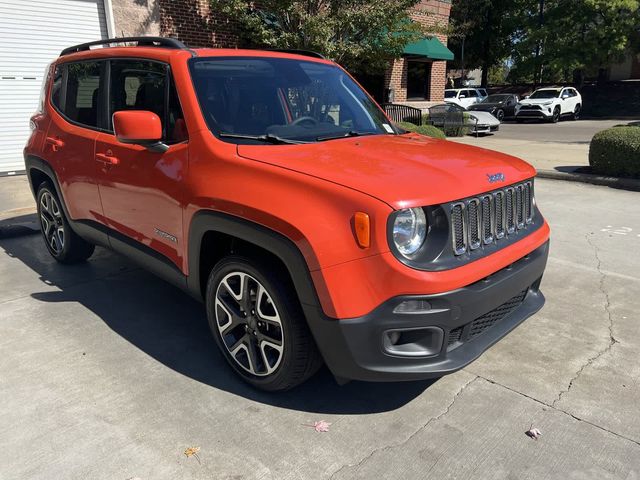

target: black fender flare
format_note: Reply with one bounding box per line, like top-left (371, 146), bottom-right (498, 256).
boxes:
top-left (186, 210), bottom-right (323, 312)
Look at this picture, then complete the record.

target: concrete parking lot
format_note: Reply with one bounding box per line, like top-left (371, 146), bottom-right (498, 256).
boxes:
top-left (1, 178), bottom-right (640, 479)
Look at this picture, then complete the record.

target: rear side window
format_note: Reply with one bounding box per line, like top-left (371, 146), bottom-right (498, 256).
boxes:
top-left (64, 62), bottom-right (102, 128)
top-left (50, 61), bottom-right (103, 128)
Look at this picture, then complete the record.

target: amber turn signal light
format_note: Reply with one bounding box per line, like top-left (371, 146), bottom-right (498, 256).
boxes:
top-left (354, 212), bottom-right (370, 248)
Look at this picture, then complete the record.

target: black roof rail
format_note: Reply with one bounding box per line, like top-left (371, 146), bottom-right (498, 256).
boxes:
top-left (60, 36), bottom-right (188, 56)
top-left (269, 49), bottom-right (326, 59)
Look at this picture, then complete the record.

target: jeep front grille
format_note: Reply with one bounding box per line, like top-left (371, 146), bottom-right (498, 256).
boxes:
top-left (451, 180), bottom-right (534, 256)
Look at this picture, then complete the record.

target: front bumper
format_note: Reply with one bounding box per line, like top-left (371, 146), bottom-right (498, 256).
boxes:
top-left (306, 241), bottom-right (549, 382)
top-left (516, 109), bottom-right (552, 118)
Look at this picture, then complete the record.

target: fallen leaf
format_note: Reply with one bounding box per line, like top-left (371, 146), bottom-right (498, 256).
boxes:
top-left (525, 427), bottom-right (542, 440)
top-left (303, 420), bottom-right (331, 432)
top-left (184, 446), bottom-right (201, 463)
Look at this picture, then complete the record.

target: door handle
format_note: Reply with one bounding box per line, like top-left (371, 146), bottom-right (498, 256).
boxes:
top-left (45, 136), bottom-right (64, 151)
top-left (95, 152), bottom-right (119, 165)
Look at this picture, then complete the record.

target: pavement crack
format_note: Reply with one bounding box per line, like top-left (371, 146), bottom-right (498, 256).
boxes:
top-left (477, 374), bottom-right (640, 448)
top-left (328, 376), bottom-right (478, 479)
top-left (552, 234), bottom-right (618, 407)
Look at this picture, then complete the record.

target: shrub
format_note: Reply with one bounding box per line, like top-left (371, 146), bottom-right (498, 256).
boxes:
top-left (396, 121), bottom-right (446, 139)
top-left (589, 126), bottom-right (640, 178)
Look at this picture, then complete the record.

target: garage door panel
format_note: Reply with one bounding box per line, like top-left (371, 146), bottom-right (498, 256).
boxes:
top-left (0, 0), bottom-right (108, 173)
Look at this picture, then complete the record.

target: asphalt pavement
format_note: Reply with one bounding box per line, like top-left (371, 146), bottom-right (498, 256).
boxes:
top-left (1, 178), bottom-right (640, 479)
top-left (450, 118), bottom-right (635, 173)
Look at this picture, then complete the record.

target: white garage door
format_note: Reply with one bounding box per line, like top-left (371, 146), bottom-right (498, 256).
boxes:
top-left (0, 0), bottom-right (109, 174)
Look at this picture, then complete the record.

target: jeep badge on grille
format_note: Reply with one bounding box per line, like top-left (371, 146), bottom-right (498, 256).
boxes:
top-left (487, 173), bottom-right (505, 183)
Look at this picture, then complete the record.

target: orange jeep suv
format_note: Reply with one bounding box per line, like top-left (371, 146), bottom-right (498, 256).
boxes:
top-left (25, 37), bottom-right (550, 391)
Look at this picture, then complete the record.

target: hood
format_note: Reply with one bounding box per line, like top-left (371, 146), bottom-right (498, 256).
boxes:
top-left (467, 111), bottom-right (500, 125)
top-left (237, 134), bottom-right (535, 209)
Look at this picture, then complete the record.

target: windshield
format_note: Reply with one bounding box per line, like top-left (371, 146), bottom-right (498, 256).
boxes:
top-left (444, 90), bottom-right (457, 98)
top-left (529, 89), bottom-right (560, 99)
top-left (189, 57), bottom-right (394, 143)
top-left (482, 94), bottom-right (510, 103)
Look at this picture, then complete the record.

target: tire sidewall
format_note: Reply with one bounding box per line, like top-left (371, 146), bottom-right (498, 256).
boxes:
top-left (205, 256), bottom-right (302, 390)
top-left (37, 184), bottom-right (71, 260)
top-left (496, 109), bottom-right (505, 122)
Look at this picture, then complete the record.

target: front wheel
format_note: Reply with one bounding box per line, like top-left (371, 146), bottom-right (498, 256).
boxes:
top-left (37, 182), bottom-right (94, 263)
top-left (550, 106), bottom-right (561, 123)
top-left (206, 256), bottom-right (322, 391)
top-left (495, 109), bottom-right (505, 122)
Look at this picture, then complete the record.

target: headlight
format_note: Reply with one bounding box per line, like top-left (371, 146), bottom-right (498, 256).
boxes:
top-left (392, 208), bottom-right (427, 257)
top-left (542, 101), bottom-right (553, 106)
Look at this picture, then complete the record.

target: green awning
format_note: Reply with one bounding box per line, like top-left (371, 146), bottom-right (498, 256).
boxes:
top-left (403, 37), bottom-right (454, 61)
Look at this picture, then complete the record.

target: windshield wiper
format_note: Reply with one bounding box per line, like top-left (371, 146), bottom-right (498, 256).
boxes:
top-left (218, 133), bottom-right (310, 145)
top-left (316, 131), bottom-right (380, 142)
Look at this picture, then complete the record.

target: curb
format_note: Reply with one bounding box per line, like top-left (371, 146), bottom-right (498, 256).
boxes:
top-left (536, 169), bottom-right (640, 192)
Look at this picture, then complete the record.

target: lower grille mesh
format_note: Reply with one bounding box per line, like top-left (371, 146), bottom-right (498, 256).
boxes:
top-left (447, 289), bottom-right (528, 347)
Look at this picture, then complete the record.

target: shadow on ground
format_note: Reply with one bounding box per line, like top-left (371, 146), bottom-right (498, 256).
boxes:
top-left (0, 220), bottom-right (434, 414)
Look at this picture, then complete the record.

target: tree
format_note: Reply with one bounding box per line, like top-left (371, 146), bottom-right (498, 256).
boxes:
top-left (448, 0), bottom-right (531, 86)
top-left (510, 0), bottom-right (640, 85)
top-left (210, 0), bottom-right (440, 74)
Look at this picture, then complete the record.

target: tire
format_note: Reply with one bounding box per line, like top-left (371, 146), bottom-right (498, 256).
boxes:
top-left (36, 182), bottom-right (95, 263)
top-left (573, 104), bottom-right (581, 120)
top-left (495, 109), bottom-right (505, 122)
top-left (550, 106), bottom-right (561, 123)
top-left (205, 256), bottom-right (322, 391)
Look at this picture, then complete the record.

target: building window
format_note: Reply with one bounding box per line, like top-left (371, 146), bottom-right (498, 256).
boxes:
top-left (407, 61), bottom-right (431, 100)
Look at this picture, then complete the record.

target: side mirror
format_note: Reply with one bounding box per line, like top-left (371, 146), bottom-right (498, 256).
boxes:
top-left (524, 95), bottom-right (530, 99)
top-left (113, 110), bottom-right (168, 153)
top-left (459, 95), bottom-right (466, 99)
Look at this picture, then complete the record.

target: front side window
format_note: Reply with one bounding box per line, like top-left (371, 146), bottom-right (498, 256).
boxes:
top-left (109, 59), bottom-right (187, 143)
top-left (190, 57), bottom-right (394, 143)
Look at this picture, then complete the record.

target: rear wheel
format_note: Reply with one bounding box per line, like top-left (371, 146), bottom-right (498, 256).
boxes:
top-left (36, 182), bottom-right (94, 263)
top-left (573, 104), bottom-right (581, 120)
top-left (206, 256), bottom-right (322, 391)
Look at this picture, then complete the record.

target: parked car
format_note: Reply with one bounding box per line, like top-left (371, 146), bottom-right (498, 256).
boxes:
top-left (444, 88), bottom-right (487, 109)
top-left (468, 93), bottom-right (519, 122)
top-left (515, 87), bottom-right (582, 123)
top-left (25, 37), bottom-right (549, 391)
top-left (430, 103), bottom-right (500, 135)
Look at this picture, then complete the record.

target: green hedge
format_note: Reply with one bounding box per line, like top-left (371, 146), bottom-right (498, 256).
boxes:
top-left (396, 121), bottom-right (446, 139)
top-left (589, 126), bottom-right (640, 178)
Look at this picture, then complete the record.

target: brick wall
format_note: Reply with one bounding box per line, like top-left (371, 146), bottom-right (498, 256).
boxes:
top-left (385, 0), bottom-right (451, 103)
top-left (159, 0), bottom-right (239, 48)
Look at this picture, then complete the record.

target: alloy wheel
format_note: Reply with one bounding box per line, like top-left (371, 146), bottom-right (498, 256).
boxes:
top-left (215, 272), bottom-right (284, 376)
top-left (496, 109), bottom-right (505, 122)
top-left (39, 191), bottom-right (65, 255)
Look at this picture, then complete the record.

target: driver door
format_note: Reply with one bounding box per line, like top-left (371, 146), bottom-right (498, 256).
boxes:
top-left (94, 59), bottom-right (189, 269)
